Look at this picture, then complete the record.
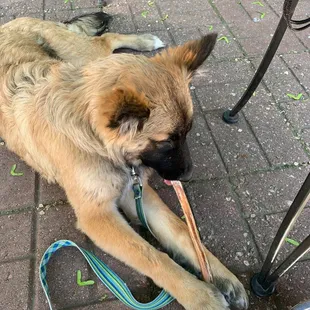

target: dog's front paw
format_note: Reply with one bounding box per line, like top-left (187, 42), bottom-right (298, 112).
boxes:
top-left (213, 274), bottom-right (249, 309)
top-left (138, 34), bottom-right (165, 51)
top-left (204, 252), bottom-right (249, 309)
top-left (179, 281), bottom-right (229, 310)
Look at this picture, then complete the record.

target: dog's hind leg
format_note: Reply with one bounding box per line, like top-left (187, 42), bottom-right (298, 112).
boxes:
top-left (63, 12), bottom-right (112, 36)
top-left (1, 13), bottom-right (112, 37)
top-left (98, 33), bottom-right (165, 52)
top-left (119, 184), bottom-right (249, 310)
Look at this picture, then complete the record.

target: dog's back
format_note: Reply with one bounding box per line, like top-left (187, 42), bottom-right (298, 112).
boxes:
top-left (0, 13), bottom-right (112, 171)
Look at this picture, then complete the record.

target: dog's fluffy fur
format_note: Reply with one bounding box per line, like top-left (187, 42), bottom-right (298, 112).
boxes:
top-left (0, 14), bottom-right (248, 310)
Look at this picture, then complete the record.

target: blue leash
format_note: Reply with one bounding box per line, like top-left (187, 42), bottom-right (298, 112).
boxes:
top-left (39, 168), bottom-right (174, 309)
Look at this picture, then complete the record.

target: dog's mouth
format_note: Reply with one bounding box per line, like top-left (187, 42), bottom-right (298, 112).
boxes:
top-left (164, 179), bottom-right (172, 186)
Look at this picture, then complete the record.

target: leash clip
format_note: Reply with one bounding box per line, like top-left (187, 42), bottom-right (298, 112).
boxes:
top-left (130, 166), bottom-right (142, 200)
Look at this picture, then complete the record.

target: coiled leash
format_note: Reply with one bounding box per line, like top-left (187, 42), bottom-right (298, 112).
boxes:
top-left (40, 167), bottom-right (211, 309)
top-left (40, 240), bottom-right (174, 310)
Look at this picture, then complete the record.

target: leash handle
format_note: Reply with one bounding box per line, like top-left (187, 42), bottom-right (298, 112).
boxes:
top-left (40, 240), bottom-right (174, 310)
top-left (171, 181), bottom-right (213, 283)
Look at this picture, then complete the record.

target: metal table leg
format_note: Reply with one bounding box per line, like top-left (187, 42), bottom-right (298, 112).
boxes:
top-left (217, 0), bottom-right (310, 299)
top-left (222, 0), bottom-right (300, 124)
top-left (251, 173), bottom-right (310, 297)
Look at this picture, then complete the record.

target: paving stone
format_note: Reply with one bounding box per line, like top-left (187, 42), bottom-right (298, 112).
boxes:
top-left (187, 179), bottom-right (260, 272)
top-left (280, 99), bottom-right (310, 132)
top-left (73, 300), bottom-right (133, 309)
top-left (195, 80), bottom-right (248, 111)
top-left (265, 0), bottom-right (285, 16)
top-left (148, 170), bottom-right (166, 190)
top-left (153, 182), bottom-right (181, 216)
top-left (192, 58), bottom-right (253, 88)
top-left (228, 1), bottom-right (279, 39)
top-left (172, 25), bottom-right (243, 60)
top-left (45, 7), bottom-right (101, 22)
top-left (301, 129), bottom-right (310, 152)
top-left (44, 9), bottom-right (72, 21)
top-left (247, 208), bottom-right (310, 262)
top-left (156, 0), bottom-right (220, 20)
top-left (205, 24), bottom-right (244, 59)
top-left (275, 261), bottom-right (310, 310)
top-left (213, 0), bottom-right (250, 24)
top-left (74, 299), bottom-right (183, 309)
top-left (0, 260), bottom-right (31, 310)
top-left (241, 1), bottom-right (277, 25)
top-left (164, 301), bottom-right (186, 309)
top-left (156, 0), bottom-right (221, 25)
top-left (229, 17), bottom-right (278, 40)
top-left (251, 56), bottom-right (308, 103)
top-left (291, 0), bottom-right (310, 20)
top-left (231, 167), bottom-right (309, 215)
top-left (44, 0), bottom-right (72, 11)
top-left (294, 28), bottom-right (310, 50)
top-left (187, 113), bottom-right (227, 180)
top-left (0, 15), bottom-right (15, 24)
top-left (171, 27), bottom-right (203, 45)
top-left (157, 0), bottom-right (221, 31)
top-left (243, 93), bottom-right (309, 165)
top-left (71, 0), bottom-right (102, 10)
top-left (283, 52), bottom-right (310, 93)
top-left (39, 178), bottom-right (67, 205)
top-left (191, 89), bottom-right (203, 114)
top-left (237, 273), bottom-right (278, 310)
top-left (233, 2), bottom-right (306, 54)
top-left (205, 110), bottom-right (269, 174)
top-left (265, 1), bottom-right (310, 49)
top-left (0, 147), bottom-right (35, 211)
top-left (266, 0), bottom-right (309, 21)
top-left (35, 204), bottom-right (92, 309)
top-left (166, 10), bottom-right (220, 32)
top-left (0, 0), bottom-right (43, 16)
top-left (0, 211), bottom-right (32, 261)
top-left (103, 3), bottom-right (136, 34)
top-left (239, 31), bottom-right (306, 56)
top-left (129, 1), bottom-right (165, 32)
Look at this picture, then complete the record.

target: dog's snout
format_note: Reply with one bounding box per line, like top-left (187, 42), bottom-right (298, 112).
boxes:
top-left (178, 169), bottom-right (193, 182)
top-left (177, 160), bottom-right (193, 182)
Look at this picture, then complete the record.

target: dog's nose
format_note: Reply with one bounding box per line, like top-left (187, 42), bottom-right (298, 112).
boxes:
top-left (178, 168), bottom-right (193, 182)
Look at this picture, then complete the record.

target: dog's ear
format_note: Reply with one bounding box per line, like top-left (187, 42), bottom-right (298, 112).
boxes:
top-left (153, 33), bottom-right (217, 76)
top-left (108, 88), bottom-right (150, 134)
top-left (94, 87), bottom-right (150, 137)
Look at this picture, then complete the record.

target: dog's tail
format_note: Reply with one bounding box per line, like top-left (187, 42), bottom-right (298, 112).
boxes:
top-left (63, 12), bottom-right (112, 36)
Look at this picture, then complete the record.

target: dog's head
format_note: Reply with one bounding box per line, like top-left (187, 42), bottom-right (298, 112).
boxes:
top-left (91, 34), bottom-right (217, 181)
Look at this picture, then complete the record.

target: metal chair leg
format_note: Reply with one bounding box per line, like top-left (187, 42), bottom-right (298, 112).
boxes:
top-left (222, 0), bottom-right (300, 124)
top-left (251, 173), bottom-right (310, 297)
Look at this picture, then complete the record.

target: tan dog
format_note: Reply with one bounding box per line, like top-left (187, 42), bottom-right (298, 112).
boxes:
top-left (0, 13), bottom-right (248, 310)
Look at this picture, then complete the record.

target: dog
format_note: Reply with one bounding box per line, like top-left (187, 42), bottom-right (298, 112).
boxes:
top-left (0, 13), bottom-right (248, 309)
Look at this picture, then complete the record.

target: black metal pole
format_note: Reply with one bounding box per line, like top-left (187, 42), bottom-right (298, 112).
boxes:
top-left (222, 0), bottom-right (300, 124)
top-left (251, 173), bottom-right (310, 297)
top-left (266, 234), bottom-right (310, 283)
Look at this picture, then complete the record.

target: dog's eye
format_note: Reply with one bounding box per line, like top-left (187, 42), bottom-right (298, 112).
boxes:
top-left (156, 139), bottom-right (174, 149)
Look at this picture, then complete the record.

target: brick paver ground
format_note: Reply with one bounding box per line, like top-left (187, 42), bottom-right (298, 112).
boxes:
top-left (0, 0), bottom-right (309, 309)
